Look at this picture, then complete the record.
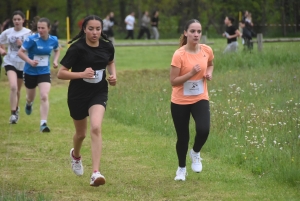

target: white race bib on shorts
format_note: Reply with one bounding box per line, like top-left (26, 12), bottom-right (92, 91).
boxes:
top-left (83, 69), bottom-right (105, 84)
top-left (34, 55), bottom-right (49, 67)
top-left (183, 79), bottom-right (204, 96)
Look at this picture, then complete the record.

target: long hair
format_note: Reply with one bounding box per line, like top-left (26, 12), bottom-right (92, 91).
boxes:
top-left (179, 19), bottom-right (201, 47)
top-left (68, 15), bottom-right (110, 44)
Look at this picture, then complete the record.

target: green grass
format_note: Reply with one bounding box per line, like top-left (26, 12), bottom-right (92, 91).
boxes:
top-left (0, 39), bottom-right (300, 200)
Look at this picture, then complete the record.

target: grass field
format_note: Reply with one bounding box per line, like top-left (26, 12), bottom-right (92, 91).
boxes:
top-left (0, 39), bottom-right (300, 200)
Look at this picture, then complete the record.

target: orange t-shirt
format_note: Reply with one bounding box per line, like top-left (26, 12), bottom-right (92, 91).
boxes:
top-left (171, 44), bottom-right (214, 105)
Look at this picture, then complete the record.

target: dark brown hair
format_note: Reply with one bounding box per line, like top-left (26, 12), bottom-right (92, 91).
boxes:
top-left (179, 19), bottom-right (201, 47)
top-left (68, 15), bottom-right (109, 44)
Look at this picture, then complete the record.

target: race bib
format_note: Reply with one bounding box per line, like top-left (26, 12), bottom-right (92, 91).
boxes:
top-left (183, 79), bottom-right (204, 96)
top-left (34, 55), bottom-right (49, 67)
top-left (83, 69), bottom-right (104, 84)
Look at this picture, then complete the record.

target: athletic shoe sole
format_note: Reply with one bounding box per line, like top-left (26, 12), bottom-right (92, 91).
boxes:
top-left (90, 177), bottom-right (106, 187)
top-left (40, 127), bottom-right (50, 132)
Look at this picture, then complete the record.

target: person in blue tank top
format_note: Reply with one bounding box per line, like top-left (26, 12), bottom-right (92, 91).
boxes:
top-left (18, 17), bottom-right (60, 132)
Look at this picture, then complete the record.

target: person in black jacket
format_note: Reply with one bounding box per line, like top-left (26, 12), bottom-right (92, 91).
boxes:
top-left (239, 20), bottom-right (253, 51)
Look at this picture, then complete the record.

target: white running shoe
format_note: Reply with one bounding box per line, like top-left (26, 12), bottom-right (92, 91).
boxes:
top-left (190, 149), bottom-right (203, 173)
top-left (174, 167), bottom-right (187, 181)
top-left (90, 172), bottom-right (106, 186)
top-left (9, 114), bottom-right (18, 124)
top-left (70, 148), bottom-right (84, 176)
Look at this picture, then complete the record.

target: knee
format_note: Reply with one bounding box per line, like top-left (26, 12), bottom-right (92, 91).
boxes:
top-left (40, 93), bottom-right (48, 102)
top-left (75, 132), bottom-right (86, 141)
top-left (10, 85), bottom-right (17, 93)
top-left (196, 126), bottom-right (210, 136)
top-left (90, 126), bottom-right (101, 136)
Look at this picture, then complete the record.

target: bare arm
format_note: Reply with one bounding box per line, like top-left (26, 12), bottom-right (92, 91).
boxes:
top-left (52, 49), bottom-right (60, 68)
top-left (170, 65), bottom-right (200, 86)
top-left (107, 61), bottom-right (117, 86)
top-left (17, 48), bottom-right (38, 67)
top-left (205, 60), bottom-right (214, 81)
top-left (0, 45), bottom-right (6, 56)
top-left (57, 66), bottom-right (94, 80)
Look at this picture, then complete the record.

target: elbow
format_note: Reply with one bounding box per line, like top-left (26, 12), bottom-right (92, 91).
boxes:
top-left (57, 70), bottom-right (63, 79)
top-left (170, 80), bottom-right (177, 86)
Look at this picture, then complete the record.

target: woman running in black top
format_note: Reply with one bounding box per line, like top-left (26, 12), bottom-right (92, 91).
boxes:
top-left (57, 15), bottom-right (117, 187)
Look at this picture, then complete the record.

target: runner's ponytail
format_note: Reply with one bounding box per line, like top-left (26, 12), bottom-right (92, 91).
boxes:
top-left (179, 19), bottom-right (201, 47)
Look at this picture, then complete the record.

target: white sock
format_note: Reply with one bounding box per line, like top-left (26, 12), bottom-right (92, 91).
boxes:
top-left (178, 166), bottom-right (186, 171)
top-left (27, 101), bottom-right (33, 106)
top-left (40, 120), bottom-right (47, 126)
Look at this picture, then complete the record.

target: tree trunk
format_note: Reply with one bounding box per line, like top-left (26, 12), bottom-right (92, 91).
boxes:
top-left (281, 0), bottom-right (287, 36)
top-left (119, 0), bottom-right (126, 30)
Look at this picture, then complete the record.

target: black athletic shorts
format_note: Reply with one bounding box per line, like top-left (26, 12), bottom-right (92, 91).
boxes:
top-left (68, 93), bottom-right (108, 120)
top-left (23, 73), bottom-right (51, 89)
top-left (5, 65), bottom-right (23, 79)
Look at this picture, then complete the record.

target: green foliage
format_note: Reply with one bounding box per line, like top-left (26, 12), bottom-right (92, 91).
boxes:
top-left (1, 0), bottom-right (299, 38)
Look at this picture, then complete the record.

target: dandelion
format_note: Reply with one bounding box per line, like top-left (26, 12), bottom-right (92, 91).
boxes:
top-left (273, 140), bottom-right (277, 145)
top-left (280, 147), bottom-right (283, 150)
top-left (163, 89), bottom-right (166, 92)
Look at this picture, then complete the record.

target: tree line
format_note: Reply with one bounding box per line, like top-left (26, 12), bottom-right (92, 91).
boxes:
top-left (1, 0), bottom-right (299, 38)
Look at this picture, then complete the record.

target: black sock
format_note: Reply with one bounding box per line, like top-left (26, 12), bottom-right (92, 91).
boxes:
top-left (11, 110), bottom-right (16, 115)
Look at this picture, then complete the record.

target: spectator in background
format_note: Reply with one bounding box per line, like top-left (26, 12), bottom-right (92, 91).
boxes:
top-left (50, 20), bottom-right (59, 38)
top-left (30, 16), bottom-right (40, 33)
top-left (242, 10), bottom-right (248, 22)
top-left (78, 19), bottom-right (84, 29)
top-left (239, 20), bottom-right (253, 51)
top-left (151, 11), bottom-right (159, 40)
top-left (1, 18), bottom-right (12, 32)
top-left (222, 16), bottom-right (240, 53)
top-left (108, 12), bottom-right (116, 43)
top-left (103, 15), bottom-right (112, 37)
top-left (124, 12), bottom-right (135, 39)
top-left (137, 11), bottom-right (151, 39)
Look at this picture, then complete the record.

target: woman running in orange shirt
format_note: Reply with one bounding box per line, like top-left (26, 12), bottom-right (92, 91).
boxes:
top-left (170, 19), bottom-right (214, 181)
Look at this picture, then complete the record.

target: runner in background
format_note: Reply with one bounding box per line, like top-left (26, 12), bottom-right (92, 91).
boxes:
top-left (124, 11), bottom-right (135, 39)
top-left (57, 15), bottom-right (116, 187)
top-left (222, 16), bottom-right (240, 53)
top-left (170, 19), bottom-right (214, 181)
top-left (137, 11), bottom-right (151, 39)
top-left (151, 11), bottom-right (159, 40)
top-left (108, 12), bottom-right (116, 43)
top-left (0, 10), bottom-right (31, 124)
top-left (18, 17), bottom-right (60, 132)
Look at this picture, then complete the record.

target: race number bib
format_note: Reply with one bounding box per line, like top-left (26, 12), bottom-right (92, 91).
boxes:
top-left (34, 55), bottom-right (49, 67)
top-left (83, 69), bottom-right (104, 84)
top-left (183, 79), bottom-right (204, 96)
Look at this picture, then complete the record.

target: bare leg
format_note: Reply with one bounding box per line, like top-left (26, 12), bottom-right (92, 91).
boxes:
top-left (72, 118), bottom-right (87, 157)
top-left (38, 82), bottom-right (51, 120)
top-left (6, 71), bottom-right (18, 111)
top-left (89, 105), bottom-right (105, 172)
top-left (26, 87), bottom-right (36, 103)
top-left (16, 78), bottom-right (23, 108)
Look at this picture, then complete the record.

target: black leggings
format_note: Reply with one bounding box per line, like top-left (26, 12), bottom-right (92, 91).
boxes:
top-left (171, 100), bottom-right (210, 168)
